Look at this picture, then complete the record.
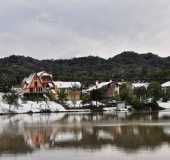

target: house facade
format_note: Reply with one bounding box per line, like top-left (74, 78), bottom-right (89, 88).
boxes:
top-left (83, 81), bottom-right (120, 98)
top-left (54, 81), bottom-right (81, 101)
top-left (22, 71), bottom-right (55, 94)
top-left (22, 71), bottom-right (81, 101)
top-left (161, 81), bottom-right (170, 94)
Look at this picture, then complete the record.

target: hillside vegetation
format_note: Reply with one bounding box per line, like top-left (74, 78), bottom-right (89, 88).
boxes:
top-left (0, 51), bottom-right (170, 88)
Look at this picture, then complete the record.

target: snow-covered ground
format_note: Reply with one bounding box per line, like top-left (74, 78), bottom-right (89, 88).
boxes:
top-left (0, 92), bottom-right (67, 114)
top-left (0, 99), bottom-right (66, 114)
top-left (0, 93), bottom-right (131, 114)
top-left (65, 100), bottom-right (82, 108)
top-left (0, 93), bottom-right (93, 114)
top-left (157, 101), bottom-right (170, 110)
top-left (65, 100), bottom-right (105, 108)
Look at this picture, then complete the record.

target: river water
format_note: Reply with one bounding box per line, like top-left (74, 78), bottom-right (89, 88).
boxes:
top-left (0, 111), bottom-right (170, 160)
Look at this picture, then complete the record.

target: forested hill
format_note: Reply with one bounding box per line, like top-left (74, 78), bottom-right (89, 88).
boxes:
top-left (1, 51), bottom-right (170, 87)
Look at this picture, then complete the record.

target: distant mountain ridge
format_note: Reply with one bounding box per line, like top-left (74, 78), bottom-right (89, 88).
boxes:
top-left (1, 51), bottom-right (170, 87)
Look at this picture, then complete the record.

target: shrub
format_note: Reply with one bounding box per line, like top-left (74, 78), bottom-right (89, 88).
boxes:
top-left (58, 89), bottom-right (68, 102)
top-left (2, 91), bottom-right (19, 110)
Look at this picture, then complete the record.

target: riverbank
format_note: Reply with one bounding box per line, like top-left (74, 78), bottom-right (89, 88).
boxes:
top-left (0, 93), bottom-right (108, 114)
top-left (1, 92), bottom-right (170, 115)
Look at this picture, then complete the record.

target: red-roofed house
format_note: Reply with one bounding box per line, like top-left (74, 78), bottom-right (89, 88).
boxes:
top-left (22, 71), bottom-right (55, 94)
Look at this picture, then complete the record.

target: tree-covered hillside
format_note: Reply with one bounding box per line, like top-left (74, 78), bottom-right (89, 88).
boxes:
top-left (1, 51), bottom-right (170, 89)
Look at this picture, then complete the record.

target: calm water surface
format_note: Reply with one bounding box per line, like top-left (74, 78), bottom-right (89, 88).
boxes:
top-left (0, 111), bottom-right (170, 160)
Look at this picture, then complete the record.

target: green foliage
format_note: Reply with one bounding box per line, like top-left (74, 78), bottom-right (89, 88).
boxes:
top-left (81, 94), bottom-right (90, 104)
top-left (0, 74), bottom-right (12, 92)
top-left (129, 95), bottom-right (141, 110)
top-left (112, 94), bottom-right (121, 101)
top-left (90, 89), bottom-right (103, 101)
top-left (1, 52), bottom-right (170, 88)
top-left (2, 91), bottom-right (19, 106)
top-left (22, 93), bottom-right (45, 102)
top-left (133, 86), bottom-right (147, 101)
top-left (147, 81), bottom-right (162, 101)
top-left (46, 92), bottom-right (56, 101)
top-left (58, 89), bottom-right (68, 102)
top-left (119, 83), bottom-right (132, 102)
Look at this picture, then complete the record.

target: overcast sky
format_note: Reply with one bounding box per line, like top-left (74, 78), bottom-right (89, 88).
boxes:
top-left (0, 0), bottom-right (170, 59)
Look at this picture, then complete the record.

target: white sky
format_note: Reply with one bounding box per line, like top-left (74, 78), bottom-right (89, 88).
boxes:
top-left (0, 0), bottom-right (170, 59)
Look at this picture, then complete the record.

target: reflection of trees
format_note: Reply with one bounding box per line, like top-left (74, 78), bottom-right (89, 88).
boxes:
top-left (2, 113), bottom-right (170, 154)
top-left (113, 126), bottom-right (167, 152)
top-left (2, 123), bottom-right (170, 153)
top-left (50, 126), bottom-right (115, 150)
top-left (127, 112), bottom-right (159, 121)
top-left (46, 125), bottom-right (170, 152)
top-left (0, 132), bottom-right (32, 154)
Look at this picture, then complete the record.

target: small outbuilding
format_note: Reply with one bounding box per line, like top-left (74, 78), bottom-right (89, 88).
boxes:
top-left (161, 81), bottom-right (170, 93)
top-left (54, 81), bottom-right (82, 101)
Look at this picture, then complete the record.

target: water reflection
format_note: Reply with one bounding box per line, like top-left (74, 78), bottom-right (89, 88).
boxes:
top-left (1, 111), bottom-right (170, 155)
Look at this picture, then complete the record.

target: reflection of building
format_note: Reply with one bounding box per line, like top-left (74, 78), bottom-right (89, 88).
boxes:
top-left (50, 127), bottom-right (82, 144)
top-left (24, 127), bottom-right (52, 149)
top-left (2, 113), bottom-right (170, 154)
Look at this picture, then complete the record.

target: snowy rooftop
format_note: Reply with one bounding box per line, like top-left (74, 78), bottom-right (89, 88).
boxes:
top-left (23, 71), bottom-right (52, 85)
top-left (162, 81), bottom-right (170, 87)
top-left (132, 82), bottom-right (149, 89)
top-left (23, 73), bottom-right (35, 84)
top-left (83, 81), bottom-right (112, 93)
top-left (54, 81), bottom-right (81, 89)
top-left (37, 71), bottom-right (52, 77)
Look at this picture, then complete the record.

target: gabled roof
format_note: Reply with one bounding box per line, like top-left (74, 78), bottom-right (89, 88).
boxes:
top-left (54, 81), bottom-right (81, 89)
top-left (22, 73), bottom-right (43, 88)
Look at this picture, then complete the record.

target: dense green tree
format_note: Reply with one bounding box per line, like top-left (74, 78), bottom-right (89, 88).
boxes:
top-left (0, 74), bottom-right (13, 92)
top-left (90, 89), bottom-right (103, 101)
top-left (133, 87), bottom-right (147, 101)
top-left (90, 89), bottom-right (103, 107)
top-left (2, 91), bottom-right (19, 111)
top-left (119, 83), bottom-right (132, 102)
top-left (147, 81), bottom-right (162, 101)
top-left (129, 95), bottom-right (141, 110)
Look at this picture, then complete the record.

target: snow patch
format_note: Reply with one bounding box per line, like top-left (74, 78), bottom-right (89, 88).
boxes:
top-left (0, 93), bottom-right (66, 114)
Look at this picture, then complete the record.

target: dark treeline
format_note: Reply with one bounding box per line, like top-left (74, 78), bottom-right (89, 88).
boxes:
top-left (1, 51), bottom-right (170, 90)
